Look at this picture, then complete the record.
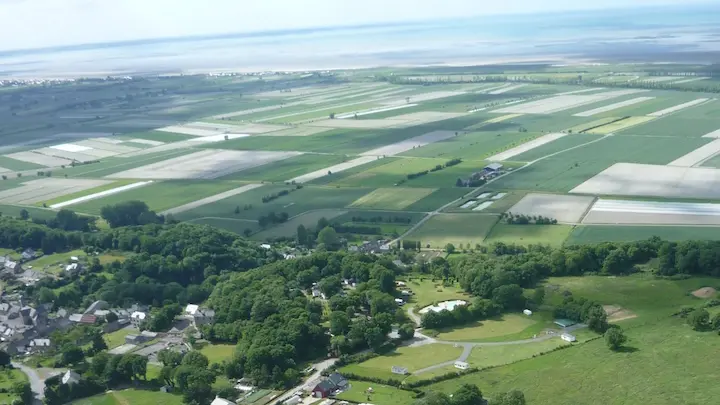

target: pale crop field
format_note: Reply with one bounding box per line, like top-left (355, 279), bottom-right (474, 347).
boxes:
top-left (487, 132), bottom-right (568, 161)
top-left (0, 178), bottom-right (112, 205)
top-left (507, 193), bottom-right (595, 223)
top-left (667, 139), bottom-right (720, 167)
top-left (361, 130), bottom-right (457, 157)
top-left (582, 199), bottom-right (720, 226)
top-left (350, 188), bottom-right (437, 210)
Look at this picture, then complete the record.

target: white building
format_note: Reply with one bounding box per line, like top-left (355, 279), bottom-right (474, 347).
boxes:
top-left (130, 311), bottom-right (146, 327)
top-left (211, 397), bottom-right (235, 405)
top-left (454, 361), bottom-right (469, 370)
top-left (62, 370), bottom-right (81, 385)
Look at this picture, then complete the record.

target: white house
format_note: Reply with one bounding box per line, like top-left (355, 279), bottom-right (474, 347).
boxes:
top-left (454, 361), bottom-right (469, 370)
top-left (65, 263), bottom-right (80, 275)
top-left (561, 333), bottom-right (576, 343)
top-left (130, 311), bottom-right (146, 327)
top-left (62, 370), bottom-right (81, 385)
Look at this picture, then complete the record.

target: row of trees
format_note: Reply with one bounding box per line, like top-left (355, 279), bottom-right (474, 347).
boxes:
top-left (500, 213), bottom-right (557, 225)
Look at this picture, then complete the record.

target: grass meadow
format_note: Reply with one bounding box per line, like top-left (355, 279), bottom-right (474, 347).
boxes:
top-left (219, 153), bottom-right (348, 182)
top-left (566, 225), bottom-right (720, 244)
top-left (340, 344), bottom-right (463, 379)
top-left (69, 389), bottom-right (184, 405)
top-left (336, 380), bottom-right (416, 405)
top-left (482, 224), bottom-right (574, 247)
top-left (407, 214), bottom-right (499, 248)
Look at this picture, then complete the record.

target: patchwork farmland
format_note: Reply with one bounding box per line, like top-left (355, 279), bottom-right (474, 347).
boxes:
top-left (0, 69), bottom-right (718, 249)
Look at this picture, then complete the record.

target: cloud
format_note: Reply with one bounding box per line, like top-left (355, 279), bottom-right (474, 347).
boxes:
top-left (0, 0), bottom-right (703, 50)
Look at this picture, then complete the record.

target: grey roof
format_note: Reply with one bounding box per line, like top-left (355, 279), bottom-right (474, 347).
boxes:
top-left (314, 380), bottom-right (335, 392)
top-left (327, 372), bottom-right (347, 387)
top-left (485, 163), bottom-right (503, 171)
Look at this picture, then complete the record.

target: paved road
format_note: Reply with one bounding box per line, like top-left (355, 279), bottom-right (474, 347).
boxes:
top-left (275, 357), bottom-right (338, 404)
top-left (12, 362), bottom-right (44, 405)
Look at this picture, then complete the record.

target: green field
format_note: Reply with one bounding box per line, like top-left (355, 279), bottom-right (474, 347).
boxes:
top-left (336, 380), bottom-right (415, 405)
top-left (508, 134), bottom-right (604, 162)
top-left (26, 249), bottom-right (86, 272)
top-left (408, 214), bottom-right (499, 249)
top-left (331, 158), bottom-right (447, 188)
top-left (566, 225), bottom-right (720, 244)
top-left (400, 131), bottom-right (542, 161)
top-left (200, 343), bottom-right (235, 365)
top-left (103, 326), bottom-right (136, 349)
top-left (341, 344), bottom-right (463, 379)
top-left (433, 314), bottom-right (539, 342)
top-left (0, 368), bottom-right (28, 404)
top-left (219, 153), bottom-right (348, 182)
top-left (0, 204), bottom-right (58, 221)
top-left (0, 155), bottom-right (44, 171)
top-left (350, 188), bottom-right (436, 210)
top-left (186, 217), bottom-right (260, 235)
top-left (405, 188), bottom-right (469, 212)
top-left (620, 115), bottom-right (720, 137)
top-left (402, 278), bottom-right (469, 309)
top-left (70, 389), bottom-right (184, 405)
top-left (490, 135), bottom-right (709, 192)
top-left (483, 224), bottom-right (573, 247)
top-left (71, 180), bottom-right (241, 215)
top-left (55, 149), bottom-right (196, 178)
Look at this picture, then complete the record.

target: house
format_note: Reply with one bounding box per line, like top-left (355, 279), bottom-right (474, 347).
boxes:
top-left (79, 314), bottom-right (97, 324)
top-left (68, 314), bottom-right (83, 323)
top-left (260, 244), bottom-right (272, 250)
top-left (28, 338), bottom-right (51, 353)
top-left (21, 249), bottom-right (36, 261)
top-left (5, 261), bottom-right (20, 273)
top-left (185, 304), bottom-right (199, 315)
top-left (193, 308), bottom-right (215, 325)
top-left (130, 311), bottom-right (146, 327)
top-left (327, 372), bottom-right (347, 389)
top-left (454, 361), bottom-right (469, 370)
top-left (94, 310), bottom-right (111, 320)
top-left (211, 397), bottom-right (236, 405)
top-left (561, 333), bottom-right (576, 343)
top-left (61, 370), bottom-right (81, 385)
top-left (312, 380), bottom-right (336, 398)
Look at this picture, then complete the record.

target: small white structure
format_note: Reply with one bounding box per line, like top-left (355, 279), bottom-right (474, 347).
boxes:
top-left (523, 309), bottom-right (533, 316)
top-left (284, 395), bottom-right (302, 405)
top-left (418, 300), bottom-right (467, 314)
top-left (260, 244), bottom-right (272, 250)
top-left (65, 263), bottom-right (80, 275)
top-left (211, 397), bottom-right (236, 405)
top-left (394, 298), bottom-right (405, 306)
top-left (130, 311), bottom-right (146, 327)
top-left (561, 333), bottom-right (577, 343)
top-left (454, 361), bottom-right (469, 370)
top-left (70, 256), bottom-right (79, 262)
top-left (185, 304), bottom-right (199, 315)
top-left (62, 370), bottom-right (81, 385)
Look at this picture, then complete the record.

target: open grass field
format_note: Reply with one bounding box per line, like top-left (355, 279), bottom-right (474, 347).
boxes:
top-left (0, 368), bottom-right (27, 404)
top-left (219, 153), bottom-right (348, 182)
top-left (566, 225), bottom-right (720, 244)
top-left (405, 188), bottom-right (469, 212)
top-left (336, 380), bottom-right (415, 405)
top-left (399, 131), bottom-right (542, 161)
top-left (200, 343), bottom-right (235, 365)
top-left (0, 204), bottom-right (58, 221)
top-left (341, 344), bottom-right (463, 379)
top-left (70, 389), bottom-right (185, 405)
top-left (407, 214), bottom-right (499, 248)
top-left (0, 155), bottom-right (44, 171)
top-left (465, 338), bottom-right (572, 367)
top-left (490, 135), bottom-right (708, 192)
top-left (330, 157), bottom-right (446, 188)
top-left (71, 180), bottom-right (241, 215)
top-left (483, 224), bottom-right (573, 247)
top-left (103, 326), bottom-right (136, 349)
top-left (253, 209), bottom-right (348, 239)
top-left (432, 314), bottom-right (540, 342)
top-left (350, 188), bottom-right (437, 210)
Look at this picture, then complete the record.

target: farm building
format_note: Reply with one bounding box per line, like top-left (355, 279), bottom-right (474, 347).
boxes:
top-left (484, 163), bottom-right (504, 173)
top-left (554, 319), bottom-right (576, 328)
top-left (561, 333), bottom-right (577, 342)
top-left (392, 366), bottom-right (409, 375)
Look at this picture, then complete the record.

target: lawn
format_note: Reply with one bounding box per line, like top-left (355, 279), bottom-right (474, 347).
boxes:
top-left (0, 204), bottom-right (58, 221)
top-left (402, 278), bottom-right (469, 309)
top-left (566, 225), bottom-right (720, 244)
top-left (350, 188), bottom-right (437, 210)
top-left (218, 153), bottom-right (348, 182)
top-left (428, 317), bottom-right (720, 405)
top-left (406, 214), bottom-right (499, 249)
top-left (70, 389), bottom-right (185, 405)
top-left (490, 135), bottom-right (708, 192)
top-left (26, 249), bottom-right (86, 272)
top-left (464, 338), bottom-right (573, 368)
top-left (0, 368), bottom-right (27, 404)
top-left (71, 180), bottom-right (241, 215)
top-left (103, 326), bottom-right (136, 349)
top-left (399, 131), bottom-right (542, 161)
top-left (432, 314), bottom-right (540, 342)
top-left (482, 224), bottom-right (574, 247)
top-left (97, 251), bottom-right (131, 265)
top-left (200, 343), bottom-right (235, 365)
top-left (341, 344), bottom-right (462, 379)
top-left (253, 209), bottom-right (348, 239)
top-left (336, 380), bottom-right (415, 405)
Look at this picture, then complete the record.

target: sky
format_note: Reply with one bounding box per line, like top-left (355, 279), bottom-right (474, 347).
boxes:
top-left (0, 0), bottom-right (709, 51)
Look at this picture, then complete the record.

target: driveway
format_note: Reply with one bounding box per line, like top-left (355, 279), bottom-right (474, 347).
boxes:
top-left (12, 362), bottom-right (45, 405)
top-left (275, 358), bottom-right (338, 404)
